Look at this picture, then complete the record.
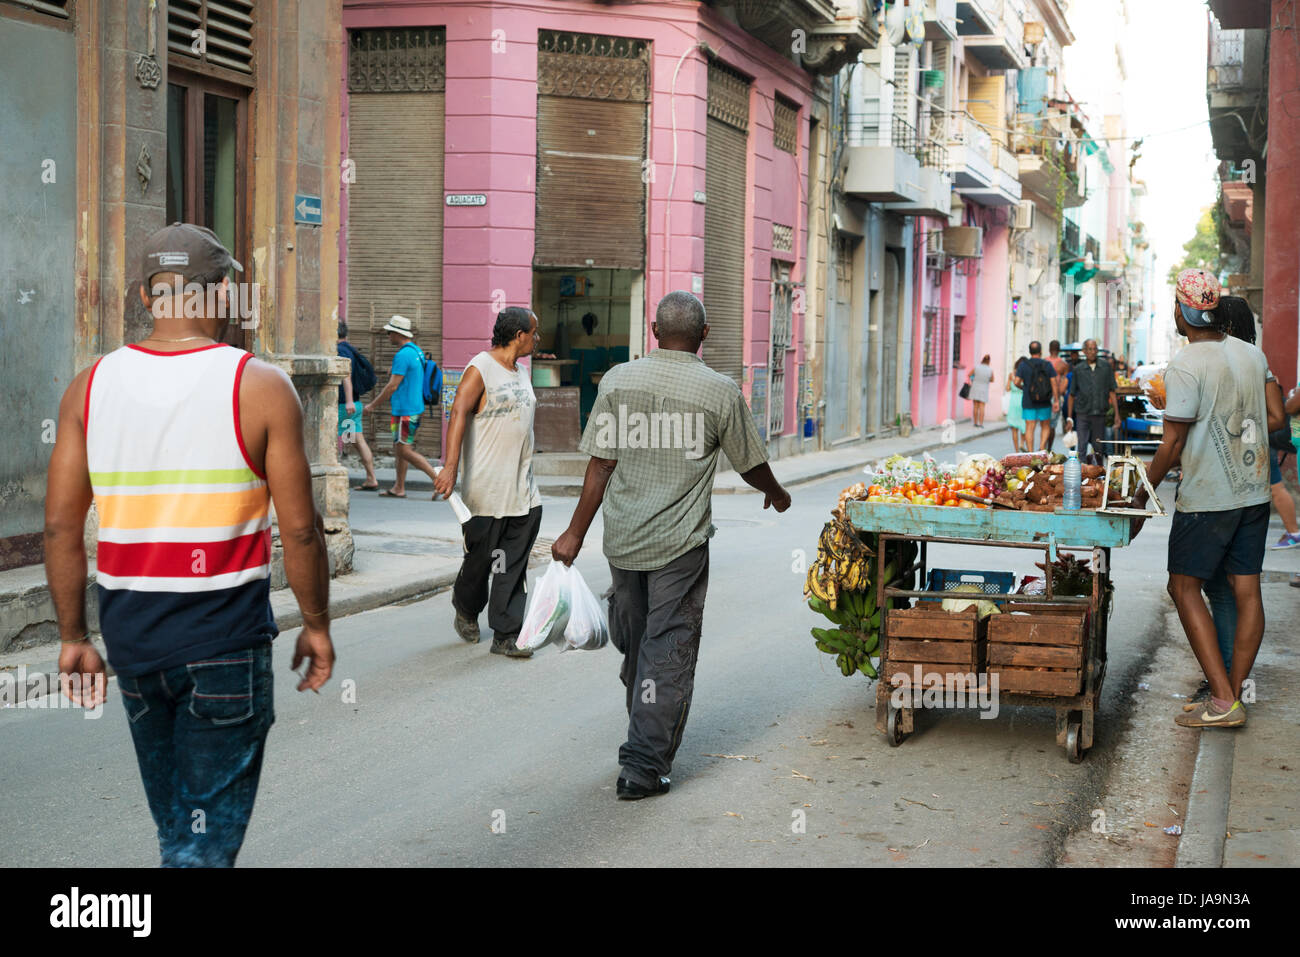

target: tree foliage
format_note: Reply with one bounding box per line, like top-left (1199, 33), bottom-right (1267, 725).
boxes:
top-left (1167, 206), bottom-right (1221, 286)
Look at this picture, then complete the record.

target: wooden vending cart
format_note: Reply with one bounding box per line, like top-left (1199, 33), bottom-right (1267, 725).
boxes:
top-left (844, 503), bottom-right (1136, 762)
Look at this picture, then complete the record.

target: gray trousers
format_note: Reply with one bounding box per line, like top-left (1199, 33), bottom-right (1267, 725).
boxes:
top-left (1075, 413), bottom-right (1108, 464)
top-left (607, 543), bottom-right (710, 787)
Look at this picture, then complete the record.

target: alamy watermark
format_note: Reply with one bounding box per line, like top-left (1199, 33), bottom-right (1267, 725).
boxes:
top-left (148, 277), bottom-right (260, 329)
top-left (0, 667), bottom-right (105, 719)
top-left (588, 404), bottom-right (706, 459)
top-left (890, 668), bottom-right (1000, 719)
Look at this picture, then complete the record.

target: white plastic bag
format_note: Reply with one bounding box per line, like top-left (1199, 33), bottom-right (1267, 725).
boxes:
top-left (517, 561), bottom-right (571, 651)
top-left (562, 566), bottom-right (609, 651)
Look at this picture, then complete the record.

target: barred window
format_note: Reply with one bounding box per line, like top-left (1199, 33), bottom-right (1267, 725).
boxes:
top-left (774, 97), bottom-right (798, 153)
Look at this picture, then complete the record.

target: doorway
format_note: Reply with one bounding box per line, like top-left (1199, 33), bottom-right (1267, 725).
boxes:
top-left (165, 70), bottom-right (250, 348)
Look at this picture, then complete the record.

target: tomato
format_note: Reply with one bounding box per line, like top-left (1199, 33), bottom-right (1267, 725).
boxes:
top-left (922, 477), bottom-right (937, 491)
top-left (867, 485), bottom-right (884, 497)
top-left (975, 483), bottom-right (991, 498)
top-left (936, 484), bottom-right (950, 499)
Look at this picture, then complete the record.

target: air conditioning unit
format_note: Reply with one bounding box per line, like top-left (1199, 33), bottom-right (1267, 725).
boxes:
top-left (926, 229), bottom-right (944, 255)
top-left (1014, 200), bottom-right (1035, 231)
top-left (943, 225), bottom-right (983, 259)
top-left (927, 252), bottom-right (946, 276)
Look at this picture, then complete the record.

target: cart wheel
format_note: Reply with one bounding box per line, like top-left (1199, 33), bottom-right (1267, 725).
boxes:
top-left (1066, 721), bottom-right (1084, 763)
top-left (886, 706), bottom-right (906, 747)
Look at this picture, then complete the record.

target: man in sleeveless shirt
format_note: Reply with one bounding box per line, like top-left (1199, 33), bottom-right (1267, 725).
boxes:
top-left (435, 307), bottom-right (542, 659)
top-left (45, 224), bottom-right (335, 866)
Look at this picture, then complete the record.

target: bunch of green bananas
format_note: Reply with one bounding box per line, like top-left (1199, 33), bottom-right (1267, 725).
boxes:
top-left (808, 589), bottom-right (882, 679)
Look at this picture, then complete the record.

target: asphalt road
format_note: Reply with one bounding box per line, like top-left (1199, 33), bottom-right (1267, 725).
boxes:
top-left (0, 437), bottom-right (1185, 866)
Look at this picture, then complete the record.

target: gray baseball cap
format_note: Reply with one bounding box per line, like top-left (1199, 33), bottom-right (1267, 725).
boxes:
top-left (141, 222), bottom-right (242, 290)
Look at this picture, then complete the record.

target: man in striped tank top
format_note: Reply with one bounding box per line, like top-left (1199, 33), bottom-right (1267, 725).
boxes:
top-left (44, 223), bottom-right (335, 866)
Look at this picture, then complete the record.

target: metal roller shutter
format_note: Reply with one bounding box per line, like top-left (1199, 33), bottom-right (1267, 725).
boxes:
top-left (703, 62), bottom-right (750, 386)
top-left (534, 31), bottom-right (649, 269)
top-left (347, 91), bottom-right (444, 459)
top-left (535, 97), bottom-right (646, 268)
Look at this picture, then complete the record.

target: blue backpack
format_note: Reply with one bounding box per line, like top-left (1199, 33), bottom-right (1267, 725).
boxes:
top-left (401, 341), bottom-right (443, 407)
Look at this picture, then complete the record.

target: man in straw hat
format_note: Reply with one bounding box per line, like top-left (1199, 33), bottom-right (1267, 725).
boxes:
top-left (364, 314), bottom-right (442, 497)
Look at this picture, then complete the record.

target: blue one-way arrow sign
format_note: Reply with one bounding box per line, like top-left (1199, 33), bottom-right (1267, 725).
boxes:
top-left (294, 193), bottom-right (322, 225)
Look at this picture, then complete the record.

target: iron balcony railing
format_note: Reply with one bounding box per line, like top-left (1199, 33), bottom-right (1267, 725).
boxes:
top-left (853, 111), bottom-right (950, 169)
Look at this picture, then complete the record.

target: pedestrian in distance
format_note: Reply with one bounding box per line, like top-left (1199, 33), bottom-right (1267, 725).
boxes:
top-left (966, 354), bottom-right (993, 428)
top-left (337, 320), bottom-right (379, 491)
top-left (435, 307), bottom-right (543, 659)
top-left (1139, 269), bottom-right (1271, 729)
top-left (551, 290), bottom-right (791, 800)
top-left (1006, 357), bottom-right (1027, 452)
top-left (1044, 339), bottom-right (1070, 454)
top-left (363, 315), bottom-right (442, 498)
top-left (1067, 338), bottom-right (1119, 465)
top-left (44, 223), bottom-right (335, 867)
top-left (1014, 341), bottom-right (1056, 455)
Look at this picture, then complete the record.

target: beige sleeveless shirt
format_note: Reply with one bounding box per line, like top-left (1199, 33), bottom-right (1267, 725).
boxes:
top-left (459, 351), bottom-right (542, 518)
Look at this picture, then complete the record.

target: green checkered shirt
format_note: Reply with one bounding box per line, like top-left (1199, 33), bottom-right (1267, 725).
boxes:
top-left (579, 349), bottom-right (768, 571)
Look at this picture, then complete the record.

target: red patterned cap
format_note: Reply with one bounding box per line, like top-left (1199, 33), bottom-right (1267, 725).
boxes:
top-left (1175, 268), bottom-right (1221, 327)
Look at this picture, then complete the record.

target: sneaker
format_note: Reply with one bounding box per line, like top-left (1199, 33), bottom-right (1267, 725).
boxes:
top-left (490, 636), bottom-right (532, 659)
top-left (1175, 698), bottom-right (1246, 728)
top-left (1181, 679), bottom-right (1211, 712)
top-left (453, 609), bottom-right (480, 643)
top-left (1270, 532), bottom-right (1300, 550)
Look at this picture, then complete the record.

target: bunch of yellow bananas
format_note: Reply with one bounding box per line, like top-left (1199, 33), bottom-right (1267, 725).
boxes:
top-left (803, 520), bottom-right (875, 609)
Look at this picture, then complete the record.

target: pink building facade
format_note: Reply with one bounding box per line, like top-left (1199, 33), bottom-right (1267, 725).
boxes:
top-left (340, 0), bottom-right (819, 455)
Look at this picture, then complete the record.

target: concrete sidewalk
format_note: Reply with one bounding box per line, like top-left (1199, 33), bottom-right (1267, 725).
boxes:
top-left (346, 418), bottom-right (1013, 495)
top-left (1177, 538), bottom-right (1300, 868)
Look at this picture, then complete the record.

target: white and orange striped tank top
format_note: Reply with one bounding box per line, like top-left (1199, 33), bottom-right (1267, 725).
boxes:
top-left (85, 343), bottom-right (278, 676)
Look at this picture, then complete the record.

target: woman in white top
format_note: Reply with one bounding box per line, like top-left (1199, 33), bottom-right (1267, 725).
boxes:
top-left (966, 353), bottom-right (994, 427)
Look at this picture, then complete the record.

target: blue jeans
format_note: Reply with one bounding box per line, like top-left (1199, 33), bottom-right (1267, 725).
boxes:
top-left (1202, 568), bottom-right (1235, 672)
top-left (117, 643), bottom-right (275, 867)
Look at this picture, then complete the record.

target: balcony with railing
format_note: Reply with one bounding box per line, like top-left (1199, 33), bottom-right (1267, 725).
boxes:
top-left (845, 110), bottom-right (953, 217)
top-left (1207, 13), bottom-right (1267, 161)
top-left (924, 0), bottom-right (959, 41)
top-left (943, 111), bottom-right (995, 189)
top-left (963, 0), bottom-right (1028, 70)
top-left (1011, 112), bottom-right (1085, 208)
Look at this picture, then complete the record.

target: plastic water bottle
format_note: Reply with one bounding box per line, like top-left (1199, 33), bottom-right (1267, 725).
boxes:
top-left (1063, 450), bottom-right (1082, 511)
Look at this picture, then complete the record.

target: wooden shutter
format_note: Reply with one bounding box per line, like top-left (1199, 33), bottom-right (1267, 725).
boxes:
top-left (347, 29), bottom-right (446, 459)
top-left (968, 75), bottom-right (1006, 145)
top-left (703, 62), bottom-right (750, 386)
top-left (534, 30), bottom-right (649, 269)
top-left (168, 0), bottom-right (255, 76)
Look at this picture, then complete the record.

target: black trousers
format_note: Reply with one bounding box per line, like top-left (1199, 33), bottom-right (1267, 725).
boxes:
top-left (607, 543), bottom-right (710, 787)
top-left (1075, 413), bottom-right (1108, 463)
top-left (452, 505), bottom-right (542, 642)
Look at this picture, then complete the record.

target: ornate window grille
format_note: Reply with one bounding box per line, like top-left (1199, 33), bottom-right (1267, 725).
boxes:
top-left (348, 27), bottom-right (446, 93)
top-left (537, 29), bottom-right (649, 102)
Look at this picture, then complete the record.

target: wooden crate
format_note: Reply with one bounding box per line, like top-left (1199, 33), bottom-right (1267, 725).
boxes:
top-left (884, 659), bottom-right (987, 690)
top-left (885, 606), bottom-right (986, 688)
top-left (887, 605), bottom-right (984, 641)
top-left (987, 666), bottom-right (1082, 696)
top-left (987, 603), bottom-right (1087, 696)
top-left (987, 603), bottom-right (1087, 646)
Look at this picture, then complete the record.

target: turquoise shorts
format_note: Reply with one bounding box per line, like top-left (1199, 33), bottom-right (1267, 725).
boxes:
top-left (338, 403), bottom-right (363, 438)
top-left (1022, 406), bottom-right (1052, 422)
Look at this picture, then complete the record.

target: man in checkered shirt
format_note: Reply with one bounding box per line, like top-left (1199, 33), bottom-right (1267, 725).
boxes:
top-left (552, 291), bottom-right (792, 800)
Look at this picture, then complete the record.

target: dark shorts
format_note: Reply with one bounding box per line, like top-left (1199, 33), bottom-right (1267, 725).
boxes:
top-left (1270, 449), bottom-right (1282, 486)
top-left (1168, 503), bottom-right (1270, 579)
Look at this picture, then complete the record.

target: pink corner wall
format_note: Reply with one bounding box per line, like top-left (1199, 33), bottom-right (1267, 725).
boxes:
top-left (341, 0), bottom-right (814, 436)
